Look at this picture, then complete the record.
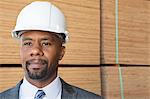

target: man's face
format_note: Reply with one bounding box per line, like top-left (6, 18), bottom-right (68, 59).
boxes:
top-left (20, 31), bottom-right (65, 81)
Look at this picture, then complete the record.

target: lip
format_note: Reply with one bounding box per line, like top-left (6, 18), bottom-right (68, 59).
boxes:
top-left (29, 63), bottom-right (42, 69)
top-left (26, 58), bottom-right (47, 69)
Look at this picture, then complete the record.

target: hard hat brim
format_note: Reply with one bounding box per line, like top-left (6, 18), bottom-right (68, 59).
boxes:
top-left (12, 29), bottom-right (69, 44)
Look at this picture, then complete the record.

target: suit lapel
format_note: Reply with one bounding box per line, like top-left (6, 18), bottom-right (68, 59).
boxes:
top-left (60, 78), bottom-right (77, 99)
top-left (2, 78), bottom-right (77, 99)
top-left (3, 80), bottom-right (23, 99)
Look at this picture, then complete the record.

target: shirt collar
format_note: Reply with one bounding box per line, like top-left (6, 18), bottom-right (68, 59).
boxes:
top-left (20, 76), bottom-right (62, 99)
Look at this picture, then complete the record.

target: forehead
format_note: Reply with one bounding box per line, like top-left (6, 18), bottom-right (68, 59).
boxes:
top-left (20, 30), bottom-right (57, 40)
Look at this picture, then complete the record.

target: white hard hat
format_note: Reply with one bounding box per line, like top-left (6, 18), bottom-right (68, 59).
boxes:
top-left (12, 1), bottom-right (69, 43)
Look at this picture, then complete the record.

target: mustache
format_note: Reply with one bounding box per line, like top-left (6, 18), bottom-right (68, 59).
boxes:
top-left (26, 59), bottom-right (48, 66)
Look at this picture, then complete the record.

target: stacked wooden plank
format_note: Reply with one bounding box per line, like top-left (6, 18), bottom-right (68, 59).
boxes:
top-left (0, 67), bottom-right (101, 95)
top-left (0, 0), bottom-right (100, 65)
top-left (0, 0), bottom-right (149, 98)
top-left (101, 0), bottom-right (149, 65)
top-left (101, 67), bottom-right (150, 99)
top-left (101, 0), bottom-right (150, 99)
top-left (0, 0), bottom-right (101, 95)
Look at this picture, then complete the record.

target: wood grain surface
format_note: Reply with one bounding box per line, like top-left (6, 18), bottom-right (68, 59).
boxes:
top-left (0, 0), bottom-right (100, 65)
top-left (0, 66), bottom-right (101, 95)
top-left (101, 66), bottom-right (150, 99)
top-left (101, 0), bottom-right (150, 65)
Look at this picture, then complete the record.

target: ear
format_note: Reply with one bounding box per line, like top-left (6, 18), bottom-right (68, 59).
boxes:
top-left (59, 46), bottom-right (65, 60)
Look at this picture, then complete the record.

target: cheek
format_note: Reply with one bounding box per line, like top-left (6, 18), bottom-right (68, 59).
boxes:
top-left (20, 47), bottom-right (29, 63)
top-left (44, 48), bottom-right (60, 62)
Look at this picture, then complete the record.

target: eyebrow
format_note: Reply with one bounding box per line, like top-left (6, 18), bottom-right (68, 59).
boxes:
top-left (22, 37), bottom-right (32, 41)
top-left (22, 37), bottom-right (54, 42)
top-left (41, 37), bottom-right (51, 41)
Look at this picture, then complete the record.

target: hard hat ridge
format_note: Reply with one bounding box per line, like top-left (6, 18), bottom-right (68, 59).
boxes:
top-left (12, 1), bottom-right (69, 43)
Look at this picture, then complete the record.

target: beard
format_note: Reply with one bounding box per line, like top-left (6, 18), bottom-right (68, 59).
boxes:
top-left (25, 59), bottom-right (58, 81)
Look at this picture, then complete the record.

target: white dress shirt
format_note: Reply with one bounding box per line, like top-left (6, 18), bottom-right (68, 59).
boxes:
top-left (19, 76), bottom-right (62, 99)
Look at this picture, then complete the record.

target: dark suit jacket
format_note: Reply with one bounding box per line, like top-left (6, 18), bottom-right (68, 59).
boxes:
top-left (0, 78), bottom-right (102, 99)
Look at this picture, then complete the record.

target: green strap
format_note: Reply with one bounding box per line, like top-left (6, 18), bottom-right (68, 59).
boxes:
top-left (115, 0), bottom-right (125, 99)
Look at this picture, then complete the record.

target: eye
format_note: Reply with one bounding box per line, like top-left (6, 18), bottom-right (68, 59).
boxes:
top-left (22, 41), bottom-right (32, 46)
top-left (42, 42), bottom-right (52, 46)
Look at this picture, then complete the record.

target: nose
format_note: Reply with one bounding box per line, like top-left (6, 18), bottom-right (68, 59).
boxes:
top-left (30, 45), bottom-right (44, 57)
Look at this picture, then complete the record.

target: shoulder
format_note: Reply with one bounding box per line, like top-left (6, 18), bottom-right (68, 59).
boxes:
top-left (0, 87), bottom-right (16, 98)
top-left (72, 85), bottom-right (101, 99)
top-left (60, 78), bottom-right (103, 99)
top-left (0, 80), bottom-right (22, 98)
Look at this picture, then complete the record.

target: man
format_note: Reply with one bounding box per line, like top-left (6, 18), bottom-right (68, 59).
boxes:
top-left (0, 1), bottom-right (102, 99)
